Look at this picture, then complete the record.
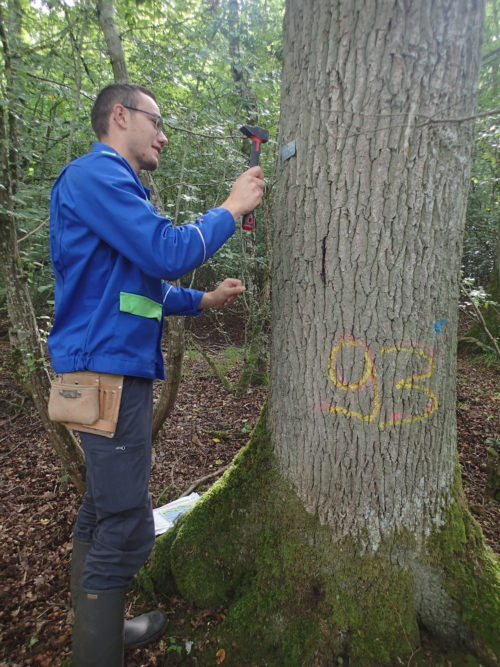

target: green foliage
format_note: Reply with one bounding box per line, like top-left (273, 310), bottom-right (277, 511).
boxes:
top-left (2, 0), bottom-right (491, 318)
top-left (0, 0), bottom-right (496, 311)
top-left (221, 345), bottom-right (244, 368)
top-left (463, 0), bottom-right (499, 285)
top-left (459, 275), bottom-right (500, 358)
top-left (463, 122), bottom-right (499, 285)
top-left (166, 636), bottom-right (183, 655)
top-left (0, 0), bottom-right (283, 319)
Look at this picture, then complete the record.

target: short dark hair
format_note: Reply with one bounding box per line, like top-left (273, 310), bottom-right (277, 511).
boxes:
top-left (91, 83), bottom-right (157, 139)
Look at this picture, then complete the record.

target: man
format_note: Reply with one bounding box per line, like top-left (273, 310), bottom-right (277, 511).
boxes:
top-left (48, 83), bottom-right (264, 666)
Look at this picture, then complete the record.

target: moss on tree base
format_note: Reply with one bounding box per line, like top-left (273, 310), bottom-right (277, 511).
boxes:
top-left (141, 409), bottom-right (500, 666)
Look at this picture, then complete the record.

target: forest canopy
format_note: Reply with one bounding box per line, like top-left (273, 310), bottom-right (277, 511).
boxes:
top-left (0, 0), bottom-right (497, 319)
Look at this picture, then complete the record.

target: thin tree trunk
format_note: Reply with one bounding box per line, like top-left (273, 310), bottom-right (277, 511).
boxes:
top-left (226, 0), bottom-right (270, 395)
top-left (0, 2), bottom-right (85, 492)
top-left (152, 317), bottom-right (185, 440)
top-left (64, 4), bottom-right (83, 162)
top-left (95, 0), bottom-right (128, 82)
top-left (95, 0), bottom-right (186, 437)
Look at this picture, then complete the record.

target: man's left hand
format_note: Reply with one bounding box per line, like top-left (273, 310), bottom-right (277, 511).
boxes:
top-left (200, 278), bottom-right (246, 309)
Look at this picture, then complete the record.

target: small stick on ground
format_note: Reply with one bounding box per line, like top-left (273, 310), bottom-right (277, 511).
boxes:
top-left (181, 464), bottom-right (231, 496)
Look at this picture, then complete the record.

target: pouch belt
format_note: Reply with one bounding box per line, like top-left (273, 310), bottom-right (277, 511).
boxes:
top-left (50, 372), bottom-right (124, 439)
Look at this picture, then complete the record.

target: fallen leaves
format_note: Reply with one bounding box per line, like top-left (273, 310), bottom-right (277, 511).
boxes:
top-left (0, 337), bottom-right (266, 665)
top-left (215, 647), bottom-right (226, 663)
top-left (0, 335), bottom-right (498, 666)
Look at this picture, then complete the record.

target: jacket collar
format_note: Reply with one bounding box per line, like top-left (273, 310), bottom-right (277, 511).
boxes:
top-left (91, 142), bottom-right (151, 200)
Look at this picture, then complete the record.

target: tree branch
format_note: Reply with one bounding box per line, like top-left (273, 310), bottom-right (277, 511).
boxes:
top-left (17, 219), bottom-right (48, 243)
top-left (188, 333), bottom-right (234, 393)
top-left (181, 464), bottom-right (231, 496)
top-left (482, 47), bottom-right (500, 62)
top-left (164, 121), bottom-right (242, 140)
top-left (17, 70), bottom-right (95, 100)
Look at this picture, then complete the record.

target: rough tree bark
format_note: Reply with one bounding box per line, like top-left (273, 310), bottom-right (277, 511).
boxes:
top-left (0, 0), bottom-right (85, 492)
top-left (142, 1), bottom-right (499, 664)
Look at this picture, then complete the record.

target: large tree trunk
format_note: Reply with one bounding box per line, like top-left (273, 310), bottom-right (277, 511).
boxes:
top-left (142, 1), bottom-right (499, 664)
top-left (271, 0), bottom-right (475, 551)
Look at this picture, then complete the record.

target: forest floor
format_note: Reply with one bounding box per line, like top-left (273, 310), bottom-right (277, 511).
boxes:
top-left (0, 317), bottom-right (498, 667)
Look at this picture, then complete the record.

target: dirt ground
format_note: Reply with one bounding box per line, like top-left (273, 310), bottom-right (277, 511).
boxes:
top-left (0, 324), bottom-right (498, 666)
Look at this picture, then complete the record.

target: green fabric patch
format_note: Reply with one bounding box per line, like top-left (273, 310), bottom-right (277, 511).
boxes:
top-left (119, 292), bottom-right (162, 321)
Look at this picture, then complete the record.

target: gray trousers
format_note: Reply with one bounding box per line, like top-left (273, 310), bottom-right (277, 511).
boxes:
top-left (73, 376), bottom-right (155, 590)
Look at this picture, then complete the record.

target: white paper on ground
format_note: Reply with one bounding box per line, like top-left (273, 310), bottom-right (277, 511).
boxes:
top-left (153, 492), bottom-right (200, 536)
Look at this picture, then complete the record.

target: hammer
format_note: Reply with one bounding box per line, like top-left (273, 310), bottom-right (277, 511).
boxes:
top-left (239, 124), bottom-right (269, 231)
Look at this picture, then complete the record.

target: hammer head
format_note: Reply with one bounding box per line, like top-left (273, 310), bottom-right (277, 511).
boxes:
top-left (240, 125), bottom-right (269, 143)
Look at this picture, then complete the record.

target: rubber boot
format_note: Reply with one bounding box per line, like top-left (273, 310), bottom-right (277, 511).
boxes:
top-left (123, 609), bottom-right (167, 648)
top-left (70, 539), bottom-right (167, 648)
top-left (72, 587), bottom-right (125, 667)
top-left (70, 539), bottom-right (91, 610)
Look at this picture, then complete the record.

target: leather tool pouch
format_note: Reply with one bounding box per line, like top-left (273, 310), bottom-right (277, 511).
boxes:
top-left (48, 371), bottom-right (124, 438)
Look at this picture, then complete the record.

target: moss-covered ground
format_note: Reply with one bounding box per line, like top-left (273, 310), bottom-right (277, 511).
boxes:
top-left (139, 408), bottom-right (499, 666)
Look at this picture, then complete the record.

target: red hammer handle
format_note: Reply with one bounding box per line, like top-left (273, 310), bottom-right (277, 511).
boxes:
top-left (242, 137), bottom-right (264, 231)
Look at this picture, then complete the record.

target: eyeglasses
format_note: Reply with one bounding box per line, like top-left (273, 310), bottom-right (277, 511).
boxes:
top-left (123, 105), bottom-right (164, 134)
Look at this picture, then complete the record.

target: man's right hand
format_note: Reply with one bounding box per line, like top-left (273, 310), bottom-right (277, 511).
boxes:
top-left (221, 166), bottom-right (265, 220)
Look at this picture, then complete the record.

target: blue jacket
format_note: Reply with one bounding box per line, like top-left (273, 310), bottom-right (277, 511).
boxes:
top-left (48, 142), bottom-right (235, 379)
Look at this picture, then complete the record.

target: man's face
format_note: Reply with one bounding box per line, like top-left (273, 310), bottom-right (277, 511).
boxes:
top-left (122, 92), bottom-right (168, 173)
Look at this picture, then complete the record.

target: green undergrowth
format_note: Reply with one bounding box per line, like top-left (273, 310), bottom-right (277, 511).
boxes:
top-left (235, 329), bottom-right (269, 396)
top-left (138, 408), bottom-right (500, 666)
top-left (183, 345), bottom-right (245, 371)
